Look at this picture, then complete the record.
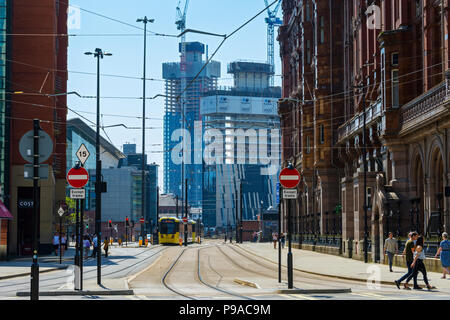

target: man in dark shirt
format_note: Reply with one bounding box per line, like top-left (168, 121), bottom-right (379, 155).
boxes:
top-left (395, 232), bottom-right (419, 289)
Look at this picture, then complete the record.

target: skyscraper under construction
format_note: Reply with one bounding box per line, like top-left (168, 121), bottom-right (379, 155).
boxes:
top-left (162, 42), bottom-right (220, 210)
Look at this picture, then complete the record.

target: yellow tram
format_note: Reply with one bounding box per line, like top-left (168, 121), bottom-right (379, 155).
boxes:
top-left (158, 217), bottom-right (197, 245)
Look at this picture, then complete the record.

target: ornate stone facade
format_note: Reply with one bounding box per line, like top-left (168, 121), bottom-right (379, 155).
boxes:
top-left (278, 0), bottom-right (450, 262)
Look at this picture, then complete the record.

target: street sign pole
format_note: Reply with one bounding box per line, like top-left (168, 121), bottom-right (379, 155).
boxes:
top-left (74, 199), bottom-right (80, 290)
top-left (278, 184), bottom-right (282, 283)
top-left (31, 119), bottom-right (40, 300)
top-left (279, 165), bottom-right (300, 290)
top-left (287, 198), bottom-right (293, 289)
top-left (59, 216), bottom-right (62, 265)
top-left (80, 198), bottom-right (84, 290)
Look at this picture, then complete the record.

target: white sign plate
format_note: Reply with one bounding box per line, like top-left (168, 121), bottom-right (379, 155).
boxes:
top-left (76, 143), bottom-right (90, 165)
top-left (70, 188), bottom-right (86, 199)
top-left (282, 189), bottom-right (298, 199)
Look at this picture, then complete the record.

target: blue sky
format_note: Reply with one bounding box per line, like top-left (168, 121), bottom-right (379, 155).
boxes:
top-left (67, 0), bottom-right (282, 188)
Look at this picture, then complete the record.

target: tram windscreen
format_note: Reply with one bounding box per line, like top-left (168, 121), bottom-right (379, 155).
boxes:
top-left (160, 220), bottom-right (178, 234)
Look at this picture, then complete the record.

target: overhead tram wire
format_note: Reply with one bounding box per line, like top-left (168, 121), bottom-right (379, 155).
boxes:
top-left (5, 65), bottom-right (446, 131)
top-left (57, 0), bottom-right (178, 38)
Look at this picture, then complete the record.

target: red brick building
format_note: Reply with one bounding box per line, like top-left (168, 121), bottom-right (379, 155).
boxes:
top-left (278, 0), bottom-right (449, 262)
top-left (8, 0), bottom-right (68, 256)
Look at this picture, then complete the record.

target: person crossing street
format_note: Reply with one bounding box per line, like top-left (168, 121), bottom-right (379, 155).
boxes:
top-left (103, 237), bottom-right (109, 257)
top-left (395, 232), bottom-right (419, 289)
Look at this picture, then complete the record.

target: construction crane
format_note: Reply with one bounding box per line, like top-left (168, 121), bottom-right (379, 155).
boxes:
top-left (176, 0), bottom-right (190, 43)
top-left (264, 0), bottom-right (282, 87)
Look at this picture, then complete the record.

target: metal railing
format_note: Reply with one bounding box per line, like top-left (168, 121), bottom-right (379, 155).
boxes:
top-left (337, 100), bottom-right (382, 141)
top-left (400, 80), bottom-right (448, 125)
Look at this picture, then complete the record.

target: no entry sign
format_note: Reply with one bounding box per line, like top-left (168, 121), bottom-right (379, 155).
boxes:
top-left (67, 167), bottom-right (89, 188)
top-left (279, 167), bottom-right (300, 189)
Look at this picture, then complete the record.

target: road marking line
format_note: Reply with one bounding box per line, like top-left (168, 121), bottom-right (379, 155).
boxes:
top-left (279, 293), bottom-right (317, 300)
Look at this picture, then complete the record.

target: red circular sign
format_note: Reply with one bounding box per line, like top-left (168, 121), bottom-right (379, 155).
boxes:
top-left (182, 217), bottom-right (188, 223)
top-left (140, 218), bottom-right (145, 223)
top-left (279, 167), bottom-right (300, 189)
top-left (67, 167), bottom-right (89, 188)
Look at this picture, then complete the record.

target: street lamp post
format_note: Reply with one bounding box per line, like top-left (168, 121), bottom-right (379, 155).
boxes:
top-left (137, 17), bottom-right (155, 240)
top-left (85, 48), bottom-right (112, 284)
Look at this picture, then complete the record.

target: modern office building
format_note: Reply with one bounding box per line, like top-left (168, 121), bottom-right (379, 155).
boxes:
top-left (7, 0), bottom-right (68, 256)
top-left (118, 143), bottom-right (159, 231)
top-left (162, 42), bottom-right (220, 209)
top-left (200, 61), bottom-right (281, 228)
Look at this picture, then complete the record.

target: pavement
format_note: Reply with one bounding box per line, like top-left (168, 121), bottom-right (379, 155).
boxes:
top-left (237, 242), bottom-right (450, 291)
top-left (0, 241), bottom-right (150, 296)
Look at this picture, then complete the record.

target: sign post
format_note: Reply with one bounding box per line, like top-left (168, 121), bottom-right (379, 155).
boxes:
top-left (279, 165), bottom-right (300, 290)
top-left (67, 157), bottom-right (90, 291)
top-left (19, 120), bottom-right (54, 300)
top-left (277, 183), bottom-right (281, 283)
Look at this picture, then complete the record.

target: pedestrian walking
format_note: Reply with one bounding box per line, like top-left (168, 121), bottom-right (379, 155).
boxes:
top-left (273, 232), bottom-right (278, 249)
top-left (435, 232), bottom-right (450, 279)
top-left (402, 236), bottom-right (436, 291)
top-left (83, 235), bottom-right (91, 259)
top-left (118, 237), bottom-right (122, 247)
top-left (395, 232), bottom-right (419, 289)
top-left (91, 235), bottom-right (98, 258)
top-left (224, 234), bottom-right (227, 243)
top-left (229, 234), bottom-right (233, 243)
top-left (103, 237), bottom-right (109, 257)
top-left (52, 233), bottom-right (60, 256)
top-left (384, 232), bottom-right (398, 272)
top-left (61, 233), bottom-right (67, 256)
top-left (280, 233), bottom-right (285, 249)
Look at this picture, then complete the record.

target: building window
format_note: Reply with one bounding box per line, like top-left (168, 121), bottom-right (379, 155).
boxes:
top-left (319, 124), bottom-right (324, 144)
top-left (306, 40), bottom-right (311, 64)
top-left (305, 1), bottom-right (310, 21)
top-left (391, 52), bottom-right (399, 66)
top-left (366, 187), bottom-right (372, 210)
top-left (306, 136), bottom-right (311, 153)
top-left (320, 16), bottom-right (325, 43)
top-left (392, 69), bottom-right (399, 108)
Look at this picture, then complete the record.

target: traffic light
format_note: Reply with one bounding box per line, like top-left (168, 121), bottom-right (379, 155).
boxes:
top-left (108, 220), bottom-right (112, 228)
top-left (126, 217), bottom-right (130, 227)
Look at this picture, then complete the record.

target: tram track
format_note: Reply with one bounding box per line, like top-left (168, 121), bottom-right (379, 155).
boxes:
top-left (160, 244), bottom-right (252, 300)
